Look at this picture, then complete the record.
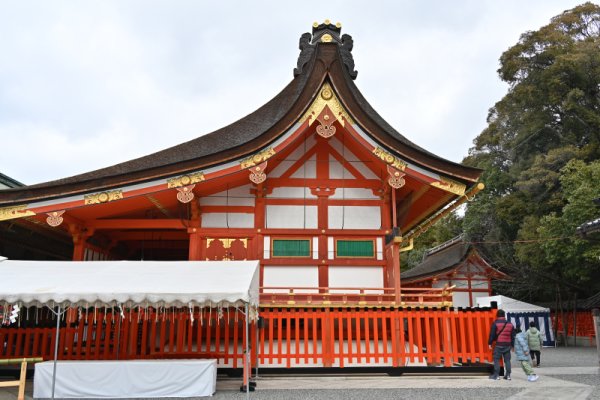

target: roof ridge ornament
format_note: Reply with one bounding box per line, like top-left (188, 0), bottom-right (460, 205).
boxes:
top-left (294, 20), bottom-right (358, 80)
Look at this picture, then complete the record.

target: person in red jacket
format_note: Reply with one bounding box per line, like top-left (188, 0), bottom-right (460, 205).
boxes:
top-left (488, 309), bottom-right (516, 380)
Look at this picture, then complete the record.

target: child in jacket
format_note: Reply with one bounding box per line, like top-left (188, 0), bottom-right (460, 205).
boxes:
top-left (526, 321), bottom-right (543, 367)
top-left (514, 327), bottom-right (539, 382)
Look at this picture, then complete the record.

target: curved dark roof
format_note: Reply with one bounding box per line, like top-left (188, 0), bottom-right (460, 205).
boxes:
top-left (401, 241), bottom-right (470, 281)
top-left (0, 25), bottom-right (482, 206)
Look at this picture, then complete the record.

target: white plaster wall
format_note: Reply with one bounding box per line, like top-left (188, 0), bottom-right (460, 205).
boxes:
top-left (329, 137), bottom-right (378, 179)
top-left (267, 187), bottom-right (316, 199)
top-left (328, 237), bottom-right (335, 259)
top-left (312, 237), bottom-right (319, 259)
top-left (471, 291), bottom-right (490, 307)
top-left (269, 136), bottom-right (316, 178)
top-left (290, 156), bottom-right (316, 179)
top-left (200, 184), bottom-right (255, 206)
top-left (328, 206), bottom-right (381, 229)
top-left (329, 188), bottom-right (379, 199)
top-left (263, 236), bottom-right (270, 259)
top-left (471, 280), bottom-right (489, 290)
top-left (201, 213), bottom-right (254, 228)
top-left (328, 266), bottom-right (384, 294)
top-left (262, 266), bottom-right (319, 293)
top-left (269, 160), bottom-right (294, 178)
top-left (453, 292), bottom-right (471, 308)
top-left (453, 277), bottom-right (469, 289)
top-left (329, 155), bottom-right (354, 179)
top-left (432, 280), bottom-right (447, 289)
top-left (376, 238), bottom-right (383, 260)
top-left (266, 205), bottom-right (317, 229)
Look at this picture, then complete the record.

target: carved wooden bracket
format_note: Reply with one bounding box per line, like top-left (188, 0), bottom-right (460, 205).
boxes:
top-left (249, 161), bottom-right (267, 184)
top-left (387, 165), bottom-right (406, 189)
top-left (176, 184), bottom-right (195, 203)
top-left (46, 210), bottom-right (65, 227)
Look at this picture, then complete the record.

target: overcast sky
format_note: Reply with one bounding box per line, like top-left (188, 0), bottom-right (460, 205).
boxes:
top-left (0, 1), bottom-right (587, 185)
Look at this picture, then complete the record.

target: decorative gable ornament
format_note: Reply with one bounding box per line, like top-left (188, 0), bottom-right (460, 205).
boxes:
top-left (46, 210), bottom-right (65, 227)
top-left (176, 185), bottom-right (195, 203)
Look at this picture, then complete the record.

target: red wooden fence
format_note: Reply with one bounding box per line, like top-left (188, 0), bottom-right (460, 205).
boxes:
top-left (1, 307), bottom-right (495, 368)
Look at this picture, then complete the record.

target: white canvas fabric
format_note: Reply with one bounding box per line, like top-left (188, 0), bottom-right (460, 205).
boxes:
top-left (34, 360), bottom-right (217, 398)
top-left (476, 295), bottom-right (548, 313)
top-left (0, 259), bottom-right (259, 309)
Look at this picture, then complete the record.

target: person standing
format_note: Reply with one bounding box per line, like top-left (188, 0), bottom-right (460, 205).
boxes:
top-left (514, 327), bottom-right (539, 382)
top-left (526, 320), bottom-right (543, 367)
top-left (488, 309), bottom-right (515, 380)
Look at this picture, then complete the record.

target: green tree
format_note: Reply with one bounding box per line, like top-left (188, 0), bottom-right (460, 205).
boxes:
top-left (462, 3), bottom-right (600, 299)
top-left (401, 212), bottom-right (462, 270)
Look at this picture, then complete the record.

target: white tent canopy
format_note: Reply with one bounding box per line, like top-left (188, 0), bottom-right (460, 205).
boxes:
top-left (0, 259), bottom-right (260, 399)
top-left (476, 295), bottom-right (548, 313)
top-left (0, 259), bottom-right (260, 309)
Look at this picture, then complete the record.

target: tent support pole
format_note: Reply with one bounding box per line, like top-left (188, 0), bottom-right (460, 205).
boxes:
top-left (50, 305), bottom-right (64, 400)
top-left (255, 319), bottom-right (259, 379)
top-left (245, 303), bottom-right (250, 400)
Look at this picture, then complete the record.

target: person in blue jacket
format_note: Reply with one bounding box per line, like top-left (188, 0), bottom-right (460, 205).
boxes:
top-left (488, 309), bottom-right (515, 380)
top-left (514, 326), bottom-right (539, 382)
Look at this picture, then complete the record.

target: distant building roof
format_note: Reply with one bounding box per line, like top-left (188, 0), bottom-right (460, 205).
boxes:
top-left (401, 236), bottom-right (509, 282)
top-left (580, 292), bottom-right (600, 310)
top-left (576, 198), bottom-right (600, 237)
top-left (0, 173), bottom-right (24, 189)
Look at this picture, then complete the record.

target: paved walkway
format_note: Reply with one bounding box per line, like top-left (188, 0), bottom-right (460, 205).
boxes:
top-left (1, 347), bottom-right (598, 399)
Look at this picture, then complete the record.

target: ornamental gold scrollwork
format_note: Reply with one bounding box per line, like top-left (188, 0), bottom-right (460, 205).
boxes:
top-left (0, 204), bottom-right (36, 221)
top-left (431, 177), bottom-right (466, 196)
top-left (46, 210), bottom-right (65, 227)
top-left (372, 147), bottom-right (407, 171)
top-left (299, 82), bottom-right (354, 127)
top-left (167, 172), bottom-right (205, 189)
top-left (176, 185), bottom-right (195, 203)
top-left (84, 190), bottom-right (123, 205)
top-left (240, 148), bottom-right (275, 169)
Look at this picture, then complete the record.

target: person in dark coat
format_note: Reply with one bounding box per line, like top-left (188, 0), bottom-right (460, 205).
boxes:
top-left (488, 309), bottom-right (516, 380)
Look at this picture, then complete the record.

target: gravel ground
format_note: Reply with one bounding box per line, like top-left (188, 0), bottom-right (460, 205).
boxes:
top-left (2, 346), bottom-right (598, 400)
top-left (531, 346), bottom-right (598, 368)
top-left (210, 388), bottom-right (523, 400)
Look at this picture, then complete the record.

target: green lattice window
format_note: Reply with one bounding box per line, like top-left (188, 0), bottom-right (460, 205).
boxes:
top-left (272, 239), bottom-right (311, 257)
top-left (336, 240), bottom-right (374, 258)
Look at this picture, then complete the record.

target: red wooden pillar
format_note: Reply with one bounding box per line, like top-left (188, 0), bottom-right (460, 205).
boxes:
top-left (188, 200), bottom-right (201, 261)
top-left (381, 189), bottom-right (392, 230)
top-left (254, 188), bottom-right (266, 261)
top-left (188, 229), bottom-right (202, 261)
top-left (69, 225), bottom-right (93, 261)
top-left (316, 135), bottom-right (331, 291)
top-left (317, 193), bottom-right (330, 291)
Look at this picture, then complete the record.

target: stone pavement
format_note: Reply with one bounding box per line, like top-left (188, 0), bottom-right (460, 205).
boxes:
top-left (1, 347), bottom-right (598, 399)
